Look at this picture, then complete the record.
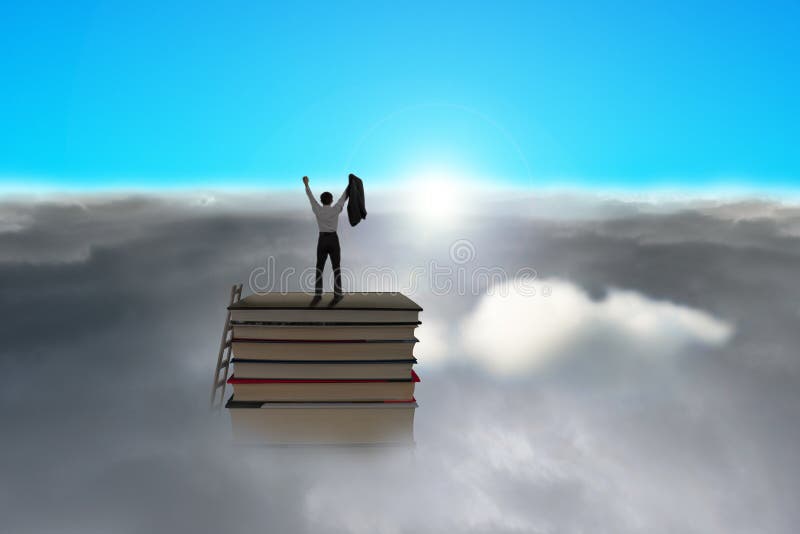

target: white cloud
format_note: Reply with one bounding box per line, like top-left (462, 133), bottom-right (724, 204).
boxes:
top-left (415, 318), bottom-right (452, 368)
top-left (460, 279), bottom-right (734, 376)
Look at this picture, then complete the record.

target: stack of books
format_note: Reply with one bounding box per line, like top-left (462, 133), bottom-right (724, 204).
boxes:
top-left (224, 292), bottom-right (422, 445)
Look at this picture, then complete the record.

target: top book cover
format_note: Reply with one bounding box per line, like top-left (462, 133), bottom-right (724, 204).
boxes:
top-left (228, 292), bottom-right (423, 324)
top-left (229, 292), bottom-right (422, 311)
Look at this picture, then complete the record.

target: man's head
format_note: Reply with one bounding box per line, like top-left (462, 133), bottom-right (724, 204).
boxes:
top-left (320, 192), bottom-right (333, 206)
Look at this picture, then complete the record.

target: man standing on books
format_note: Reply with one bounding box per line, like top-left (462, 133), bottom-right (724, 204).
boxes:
top-left (303, 176), bottom-right (348, 299)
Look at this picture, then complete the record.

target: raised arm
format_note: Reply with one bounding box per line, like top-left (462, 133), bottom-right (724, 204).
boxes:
top-left (303, 176), bottom-right (320, 212)
top-left (333, 187), bottom-right (349, 212)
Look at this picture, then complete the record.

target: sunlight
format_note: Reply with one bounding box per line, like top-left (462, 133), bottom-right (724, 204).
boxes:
top-left (408, 170), bottom-right (469, 225)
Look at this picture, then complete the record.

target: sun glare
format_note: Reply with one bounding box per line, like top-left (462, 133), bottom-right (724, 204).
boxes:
top-left (410, 171), bottom-right (468, 225)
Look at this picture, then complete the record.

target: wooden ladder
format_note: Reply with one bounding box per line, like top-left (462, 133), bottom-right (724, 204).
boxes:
top-left (210, 283), bottom-right (243, 410)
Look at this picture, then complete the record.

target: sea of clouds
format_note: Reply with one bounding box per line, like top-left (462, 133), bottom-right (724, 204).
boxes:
top-left (2, 190), bottom-right (799, 533)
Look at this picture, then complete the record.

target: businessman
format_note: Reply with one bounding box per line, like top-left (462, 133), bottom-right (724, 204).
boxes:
top-left (303, 176), bottom-right (348, 299)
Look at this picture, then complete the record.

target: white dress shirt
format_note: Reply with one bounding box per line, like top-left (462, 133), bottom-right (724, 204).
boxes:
top-left (305, 185), bottom-right (348, 232)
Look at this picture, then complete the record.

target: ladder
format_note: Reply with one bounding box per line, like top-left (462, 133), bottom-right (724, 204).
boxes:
top-left (210, 283), bottom-right (243, 410)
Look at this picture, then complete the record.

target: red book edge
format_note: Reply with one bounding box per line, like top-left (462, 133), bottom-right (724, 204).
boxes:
top-left (232, 338), bottom-right (418, 343)
top-left (228, 370), bottom-right (420, 384)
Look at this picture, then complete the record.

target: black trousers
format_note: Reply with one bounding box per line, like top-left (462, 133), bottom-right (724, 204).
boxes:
top-left (315, 232), bottom-right (342, 295)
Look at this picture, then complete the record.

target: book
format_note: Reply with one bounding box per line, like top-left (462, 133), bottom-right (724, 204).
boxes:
top-left (231, 339), bottom-right (417, 360)
top-left (231, 323), bottom-right (419, 341)
top-left (226, 397), bottom-right (417, 445)
top-left (218, 290), bottom-right (424, 446)
top-left (229, 292), bottom-right (422, 324)
top-left (231, 358), bottom-right (417, 379)
top-left (227, 371), bottom-right (420, 402)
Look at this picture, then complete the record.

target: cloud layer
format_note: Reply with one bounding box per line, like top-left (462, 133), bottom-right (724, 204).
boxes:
top-left (1, 192), bottom-right (799, 533)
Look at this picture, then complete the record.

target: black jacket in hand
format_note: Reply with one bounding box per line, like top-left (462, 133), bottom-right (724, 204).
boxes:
top-left (346, 173), bottom-right (367, 227)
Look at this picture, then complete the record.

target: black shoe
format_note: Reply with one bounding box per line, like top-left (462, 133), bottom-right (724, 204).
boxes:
top-left (329, 293), bottom-right (344, 306)
top-left (309, 295), bottom-right (322, 306)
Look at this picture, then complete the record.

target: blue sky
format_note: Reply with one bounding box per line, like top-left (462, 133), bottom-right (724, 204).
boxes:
top-left (1, 1), bottom-right (798, 191)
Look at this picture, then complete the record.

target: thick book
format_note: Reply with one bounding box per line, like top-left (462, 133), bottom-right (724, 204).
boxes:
top-left (229, 292), bottom-right (422, 324)
top-left (231, 358), bottom-right (417, 379)
top-left (226, 397), bottom-right (417, 445)
top-left (231, 323), bottom-right (419, 341)
top-left (226, 371), bottom-right (420, 402)
top-left (232, 339), bottom-right (417, 360)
